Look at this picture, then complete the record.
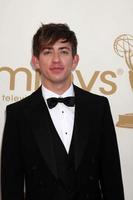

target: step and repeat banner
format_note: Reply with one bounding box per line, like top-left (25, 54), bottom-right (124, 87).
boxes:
top-left (0, 0), bottom-right (133, 199)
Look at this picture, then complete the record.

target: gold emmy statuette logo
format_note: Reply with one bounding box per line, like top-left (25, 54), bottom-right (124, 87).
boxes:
top-left (114, 34), bottom-right (133, 128)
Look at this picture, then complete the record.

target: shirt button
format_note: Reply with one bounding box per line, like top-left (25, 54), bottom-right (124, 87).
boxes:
top-left (62, 110), bottom-right (64, 113)
top-left (65, 132), bottom-right (68, 135)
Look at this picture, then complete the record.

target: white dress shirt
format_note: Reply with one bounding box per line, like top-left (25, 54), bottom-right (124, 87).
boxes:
top-left (42, 84), bottom-right (75, 153)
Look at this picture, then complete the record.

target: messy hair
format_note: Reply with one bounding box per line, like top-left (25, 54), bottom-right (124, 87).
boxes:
top-left (32, 23), bottom-right (78, 57)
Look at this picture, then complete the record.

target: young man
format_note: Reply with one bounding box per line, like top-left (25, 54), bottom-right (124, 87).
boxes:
top-left (1, 23), bottom-right (125, 200)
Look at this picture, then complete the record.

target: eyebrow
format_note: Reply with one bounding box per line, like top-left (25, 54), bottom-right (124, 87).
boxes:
top-left (43, 46), bottom-right (71, 51)
top-left (59, 47), bottom-right (71, 50)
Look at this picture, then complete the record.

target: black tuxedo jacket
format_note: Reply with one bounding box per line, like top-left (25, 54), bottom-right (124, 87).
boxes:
top-left (1, 85), bottom-right (125, 200)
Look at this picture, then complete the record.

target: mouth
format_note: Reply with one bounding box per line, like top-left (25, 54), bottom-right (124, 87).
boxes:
top-left (50, 66), bottom-right (64, 73)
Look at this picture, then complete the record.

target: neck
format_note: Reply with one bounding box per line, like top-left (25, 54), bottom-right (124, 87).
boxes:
top-left (42, 80), bottom-right (72, 95)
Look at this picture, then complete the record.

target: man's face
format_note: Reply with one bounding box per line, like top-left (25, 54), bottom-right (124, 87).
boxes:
top-left (33, 39), bottom-right (79, 90)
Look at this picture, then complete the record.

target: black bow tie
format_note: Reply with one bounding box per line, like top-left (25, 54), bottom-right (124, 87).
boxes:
top-left (47, 96), bottom-right (75, 109)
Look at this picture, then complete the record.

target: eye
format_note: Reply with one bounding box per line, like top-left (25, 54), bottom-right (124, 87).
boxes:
top-left (43, 49), bottom-right (52, 55)
top-left (60, 50), bottom-right (69, 55)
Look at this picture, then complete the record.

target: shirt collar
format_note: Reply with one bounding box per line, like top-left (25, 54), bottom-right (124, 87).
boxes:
top-left (41, 84), bottom-right (75, 101)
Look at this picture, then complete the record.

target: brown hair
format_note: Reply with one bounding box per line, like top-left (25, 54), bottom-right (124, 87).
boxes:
top-left (32, 23), bottom-right (78, 57)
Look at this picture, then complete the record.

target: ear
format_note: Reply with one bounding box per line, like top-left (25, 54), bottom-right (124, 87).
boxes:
top-left (31, 55), bottom-right (40, 70)
top-left (72, 54), bottom-right (79, 71)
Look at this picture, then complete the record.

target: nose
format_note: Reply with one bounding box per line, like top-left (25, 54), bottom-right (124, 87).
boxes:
top-left (52, 52), bottom-right (60, 62)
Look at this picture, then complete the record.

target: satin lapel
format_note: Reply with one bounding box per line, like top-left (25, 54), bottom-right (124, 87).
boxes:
top-left (73, 86), bottom-right (93, 170)
top-left (24, 87), bottom-right (58, 178)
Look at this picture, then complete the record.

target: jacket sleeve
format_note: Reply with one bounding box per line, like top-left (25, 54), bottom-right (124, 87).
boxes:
top-left (1, 105), bottom-right (25, 200)
top-left (100, 98), bottom-right (125, 200)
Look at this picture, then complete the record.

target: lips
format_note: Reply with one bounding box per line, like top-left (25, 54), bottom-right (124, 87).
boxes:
top-left (50, 66), bottom-right (64, 72)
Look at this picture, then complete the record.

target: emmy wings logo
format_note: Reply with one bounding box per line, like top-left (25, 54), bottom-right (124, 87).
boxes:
top-left (114, 34), bottom-right (133, 128)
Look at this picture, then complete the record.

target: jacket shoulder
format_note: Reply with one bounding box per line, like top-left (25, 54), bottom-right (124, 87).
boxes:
top-left (6, 87), bottom-right (42, 112)
top-left (74, 85), bottom-right (108, 104)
